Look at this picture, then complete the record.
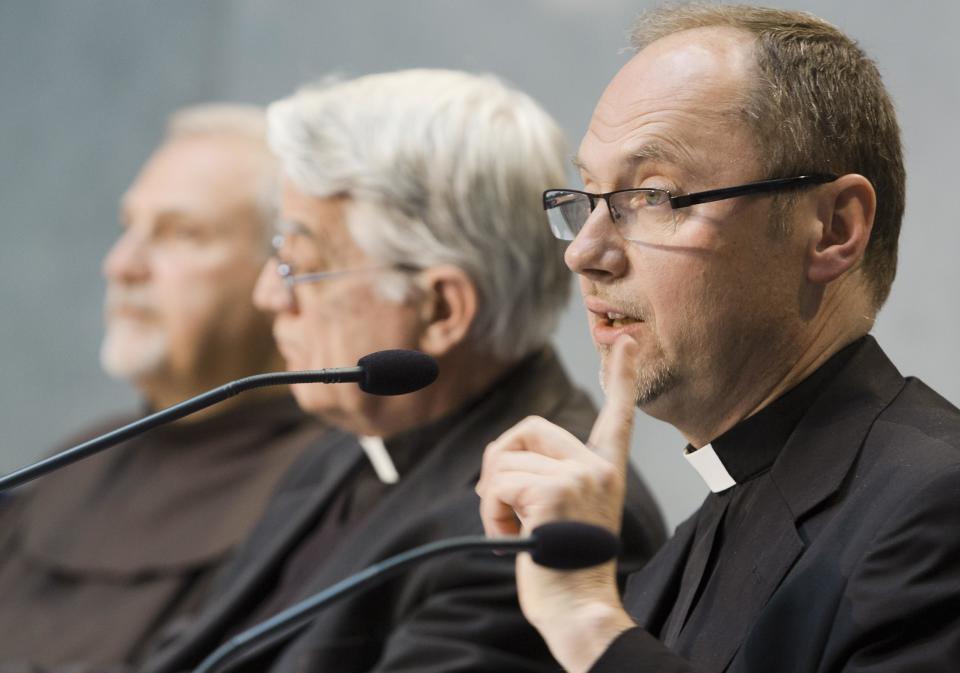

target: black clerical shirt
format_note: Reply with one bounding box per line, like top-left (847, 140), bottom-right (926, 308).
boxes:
top-left (657, 339), bottom-right (862, 667)
top-left (236, 406), bottom-right (470, 632)
top-left (232, 352), bottom-right (552, 634)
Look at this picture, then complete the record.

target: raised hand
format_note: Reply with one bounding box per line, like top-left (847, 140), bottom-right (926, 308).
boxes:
top-left (476, 335), bottom-right (642, 672)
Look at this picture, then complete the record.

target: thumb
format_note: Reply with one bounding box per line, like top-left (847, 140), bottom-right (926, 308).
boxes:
top-left (587, 335), bottom-right (640, 466)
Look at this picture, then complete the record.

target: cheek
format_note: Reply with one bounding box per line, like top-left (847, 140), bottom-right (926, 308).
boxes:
top-left (289, 287), bottom-right (418, 423)
top-left (640, 251), bottom-right (726, 348)
top-left (297, 284), bottom-right (420, 369)
top-left (152, 251), bottom-right (258, 346)
top-left (150, 260), bottom-right (211, 338)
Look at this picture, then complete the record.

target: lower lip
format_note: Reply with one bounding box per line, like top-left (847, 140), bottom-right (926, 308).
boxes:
top-left (591, 318), bottom-right (646, 346)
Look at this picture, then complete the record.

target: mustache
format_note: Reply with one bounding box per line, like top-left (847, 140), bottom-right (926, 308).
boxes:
top-left (104, 285), bottom-right (156, 316)
top-left (586, 294), bottom-right (649, 322)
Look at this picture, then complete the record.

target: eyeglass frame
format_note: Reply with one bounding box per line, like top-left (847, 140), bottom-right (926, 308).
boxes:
top-left (542, 173), bottom-right (839, 240)
top-left (270, 233), bottom-right (420, 304)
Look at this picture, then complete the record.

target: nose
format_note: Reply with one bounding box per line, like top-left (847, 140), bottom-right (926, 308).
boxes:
top-left (102, 227), bottom-right (149, 283)
top-left (563, 203), bottom-right (628, 281)
top-left (254, 258), bottom-right (295, 314)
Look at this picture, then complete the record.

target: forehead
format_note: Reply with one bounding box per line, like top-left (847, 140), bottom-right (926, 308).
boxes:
top-left (277, 177), bottom-right (361, 255)
top-left (578, 26), bottom-right (758, 182)
top-left (122, 135), bottom-right (263, 221)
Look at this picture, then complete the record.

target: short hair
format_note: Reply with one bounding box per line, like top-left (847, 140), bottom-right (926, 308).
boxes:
top-left (166, 104), bottom-right (277, 248)
top-left (632, 4), bottom-right (906, 309)
top-left (267, 69), bottom-right (571, 361)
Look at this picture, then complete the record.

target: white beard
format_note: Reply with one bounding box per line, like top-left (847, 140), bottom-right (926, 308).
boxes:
top-left (100, 317), bottom-right (169, 381)
top-left (100, 283), bottom-right (172, 381)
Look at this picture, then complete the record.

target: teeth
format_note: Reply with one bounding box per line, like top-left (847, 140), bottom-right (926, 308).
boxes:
top-left (606, 312), bottom-right (627, 320)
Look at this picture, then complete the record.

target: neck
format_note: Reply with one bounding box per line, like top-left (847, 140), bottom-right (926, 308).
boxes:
top-left (142, 384), bottom-right (287, 421)
top-left (137, 350), bottom-right (288, 421)
top-left (670, 287), bottom-right (873, 448)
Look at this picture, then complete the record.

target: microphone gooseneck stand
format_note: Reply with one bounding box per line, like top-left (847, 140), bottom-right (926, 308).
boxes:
top-left (0, 349), bottom-right (439, 492)
top-left (193, 521), bottom-right (620, 673)
top-left (0, 368), bottom-right (362, 492)
top-left (193, 535), bottom-right (533, 673)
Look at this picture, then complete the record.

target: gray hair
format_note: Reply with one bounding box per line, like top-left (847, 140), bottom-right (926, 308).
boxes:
top-left (267, 69), bottom-right (571, 362)
top-left (166, 104), bottom-right (278, 249)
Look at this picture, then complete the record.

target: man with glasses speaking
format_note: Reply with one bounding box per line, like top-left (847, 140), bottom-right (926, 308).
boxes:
top-left (139, 70), bottom-right (666, 673)
top-left (477, 5), bottom-right (960, 673)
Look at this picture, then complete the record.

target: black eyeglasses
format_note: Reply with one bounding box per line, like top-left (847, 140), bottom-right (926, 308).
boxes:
top-left (543, 173), bottom-right (838, 242)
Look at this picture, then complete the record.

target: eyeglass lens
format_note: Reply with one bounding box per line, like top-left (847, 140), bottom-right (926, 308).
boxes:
top-left (545, 190), bottom-right (676, 242)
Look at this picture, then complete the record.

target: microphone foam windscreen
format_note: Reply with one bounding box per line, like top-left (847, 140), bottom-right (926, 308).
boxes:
top-left (356, 349), bottom-right (439, 396)
top-left (529, 521), bottom-right (621, 570)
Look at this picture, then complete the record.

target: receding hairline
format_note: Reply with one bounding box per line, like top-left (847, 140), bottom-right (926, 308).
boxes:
top-left (573, 26), bottom-right (761, 184)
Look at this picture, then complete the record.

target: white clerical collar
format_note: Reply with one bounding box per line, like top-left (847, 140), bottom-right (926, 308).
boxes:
top-left (684, 443), bottom-right (736, 493)
top-left (357, 435), bottom-right (400, 484)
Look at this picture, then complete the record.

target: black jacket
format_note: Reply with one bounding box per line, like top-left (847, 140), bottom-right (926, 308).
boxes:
top-left (144, 349), bottom-right (667, 673)
top-left (590, 337), bottom-right (960, 672)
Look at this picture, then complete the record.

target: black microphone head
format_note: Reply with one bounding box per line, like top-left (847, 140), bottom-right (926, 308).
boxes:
top-left (356, 349), bottom-right (439, 396)
top-left (529, 522), bottom-right (621, 570)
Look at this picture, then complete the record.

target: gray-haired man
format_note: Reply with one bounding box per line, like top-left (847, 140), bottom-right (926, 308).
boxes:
top-left (139, 70), bottom-right (666, 673)
top-left (0, 106), bottom-right (324, 671)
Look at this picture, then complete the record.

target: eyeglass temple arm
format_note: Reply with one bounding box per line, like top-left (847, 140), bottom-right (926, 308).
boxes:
top-left (669, 174), bottom-right (838, 209)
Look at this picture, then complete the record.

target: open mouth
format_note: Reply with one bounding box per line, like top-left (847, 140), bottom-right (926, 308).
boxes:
top-left (601, 311), bottom-right (643, 328)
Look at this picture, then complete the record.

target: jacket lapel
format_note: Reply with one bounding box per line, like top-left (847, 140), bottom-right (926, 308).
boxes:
top-left (704, 337), bottom-right (906, 672)
top-left (623, 512), bottom-right (700, 635)
top-left (679, 480), bottom-right (805, 672)
top-left (771, 337), bottom-right (905, 522)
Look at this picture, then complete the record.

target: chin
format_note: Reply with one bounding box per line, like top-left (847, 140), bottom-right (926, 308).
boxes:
top-left (599, 338), bottom-right (678, 402)
top-left (100, 324), bottom-right (168, 381)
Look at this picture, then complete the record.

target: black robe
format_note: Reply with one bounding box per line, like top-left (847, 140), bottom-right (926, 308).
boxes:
top-left (0, 395), bottom-right (323, 671)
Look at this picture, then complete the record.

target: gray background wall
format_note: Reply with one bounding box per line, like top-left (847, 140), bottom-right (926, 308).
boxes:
top-left (1, 1), bottom-right (957, 530)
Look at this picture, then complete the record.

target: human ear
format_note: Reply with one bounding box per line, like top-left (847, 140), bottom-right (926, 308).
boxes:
top-left (806, 174), bottom-right (876, 284)
top-left (414, 265), bottom-right (479, 357)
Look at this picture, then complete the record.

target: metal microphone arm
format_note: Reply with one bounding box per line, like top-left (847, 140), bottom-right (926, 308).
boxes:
top-left (0, 368), bottom-right (361, 492)
top-left (194, 535), bottom-right (532, 673)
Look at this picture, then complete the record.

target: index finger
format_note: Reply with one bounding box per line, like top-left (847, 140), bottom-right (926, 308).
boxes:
top-left (587, 335), bottom-right (641, 466)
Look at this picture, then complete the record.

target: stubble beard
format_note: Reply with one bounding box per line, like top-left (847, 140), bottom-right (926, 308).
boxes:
top-left (598, 339), bottom-right (679, 407)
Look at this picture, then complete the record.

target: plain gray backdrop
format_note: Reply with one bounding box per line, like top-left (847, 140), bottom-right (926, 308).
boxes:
top-left (1, 0), bottom-right (957, 530)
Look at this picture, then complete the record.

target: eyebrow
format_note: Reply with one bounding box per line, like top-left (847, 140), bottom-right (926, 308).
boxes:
top-left (117, 206), bottom-right (202, 229)
top-left (571, 141), bottom-right (690, 178)
top-left (626, 142), bottom-right (688, 166)
top-left (276, 219), bottom-right (317, 240)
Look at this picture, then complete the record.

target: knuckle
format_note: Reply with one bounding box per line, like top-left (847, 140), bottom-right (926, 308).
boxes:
top-left (521, 415), bottom-right (548, 432)
top-left (595, 461), bottom-right (620, 488)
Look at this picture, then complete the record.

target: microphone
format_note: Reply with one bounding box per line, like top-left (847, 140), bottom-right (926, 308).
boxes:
top-left (0, 349), bottom-right (438, 492)
top-left (194, 522), bottom-right (619, 673)
top-left (357, 349), bottom-right (439, 396)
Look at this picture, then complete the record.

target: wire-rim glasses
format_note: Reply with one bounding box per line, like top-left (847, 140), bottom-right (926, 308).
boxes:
top-left (543, 173), bottom-right (838, 242)
top-left (270, 232), bottom-right (419, 306)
